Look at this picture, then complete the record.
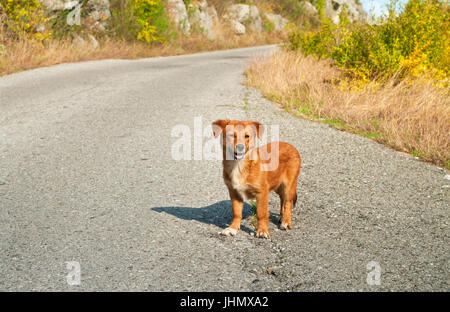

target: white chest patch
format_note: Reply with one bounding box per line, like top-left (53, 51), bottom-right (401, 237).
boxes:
top-left (228, 162), bottom-right (251, 200)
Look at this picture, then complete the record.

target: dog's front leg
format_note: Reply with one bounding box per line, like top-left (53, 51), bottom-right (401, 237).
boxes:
top-left (256, 190), bottom-right (270, 239)
top-left (220, 190), bottom-right (243, 236)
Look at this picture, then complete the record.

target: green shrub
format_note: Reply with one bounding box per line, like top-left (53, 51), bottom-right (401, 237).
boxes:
top-left (109, 0), bottom-right (171, 44)
top-left (48, 1), bottom-right (88, 40)
top-left (134, 0), bottom-right (170, 44)
top-left (288, 17), bottom-right (336, 58)
top-left (310, 0), bottom-right (326, 18)
top-left (0, 0), bottom-right (52, 41)
top-left (288, 0), bottom-right (449, 83)
top-left (108, 0), bottom-right (140, 41)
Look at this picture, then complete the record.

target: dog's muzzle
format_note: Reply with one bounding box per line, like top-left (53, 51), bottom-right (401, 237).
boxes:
top-left (234, 144), bottom-right (245, 160)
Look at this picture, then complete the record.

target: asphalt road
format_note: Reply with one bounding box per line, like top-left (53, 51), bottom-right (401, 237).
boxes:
top-left (0, 45), bottom-right (448, 291)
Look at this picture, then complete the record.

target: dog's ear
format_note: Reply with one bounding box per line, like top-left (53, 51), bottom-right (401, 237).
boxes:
top-left (212, 119), bottom-right (227, 138)
top-left (250, 121), bottom-right (264, 139)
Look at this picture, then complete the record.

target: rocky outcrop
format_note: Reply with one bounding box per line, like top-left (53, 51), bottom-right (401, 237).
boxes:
top-left (34, 0), bottom-right (369, 43)
top-left (188, 0), bottom-right (218, 40)
top-left (324, 0), bottom-right (368, 24)
top-left (300, 1), bottom-right (318, 17)
top-left (167, 0), bottom-right (191, 35)
top-left (40, 0), bottom-right (77, 10)
top-left (73, 33), bottom-right (99, 49)
top-left (229, 20), bottom-right (246, 35)
top-left (249, 6), bottom-right (263, 33)
top-left (88, 0), bottom-right (110, 30)
top-left (264, 13), bottom-right (288, 32)
top-left (40, 0), bottom-right (110, 31)
top-left (223, 4), bottom-right (263, 35)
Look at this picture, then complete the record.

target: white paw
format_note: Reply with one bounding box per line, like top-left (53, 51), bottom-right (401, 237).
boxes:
top-left (279, 223), bottom-right (289, 230)
top-left (256, 231), bottom-right (270, 239)
top-left (220, 227), bottom-right (238, 236)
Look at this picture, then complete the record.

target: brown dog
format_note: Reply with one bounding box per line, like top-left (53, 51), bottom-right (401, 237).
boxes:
top-left (212, 119), bottom-right (301, 239)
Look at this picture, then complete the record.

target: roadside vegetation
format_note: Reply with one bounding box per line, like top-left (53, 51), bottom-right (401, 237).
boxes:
top-left (0, 0), bottom-right (309, 76)
top-left (1, 0), bottom-right (448, 168)
top-left (246, 0), bottom-right (449, 168)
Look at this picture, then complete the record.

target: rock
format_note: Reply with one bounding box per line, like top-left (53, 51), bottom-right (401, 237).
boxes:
top-left (40, 0), bottom-right (73, 11)
top-left (189, 0), bottom-right (217, 40)
top-left (324, 0), bottom-right (368, 24)
top-left (196, 0), bottom-right (207, 10)
top-left (249, 5), bottom-right (262, 33)
top-left (40, 0), bottom-right (82, 11)
top-left (92, 21), bottom-right (105, 32)
top-left (36, 24), bottom-right (46, 33)
top-left (207, 6), bottom-right (218, 24)
top-left (88, 34), bottom-right (99, 49)
top-left (88, 0), bottom-right (110, 20)
top-left (224, 4), bottom-right (250, 23)
top-left (72, 34), bottom-right (85, 48)
top-left (229, 20), bottom-right (246, 35)
top-left (64, 0), bottom-right (79, 10)
top-left (87, 0), bottom-right (110, 31)
top-left (40, 0), bottom-right (111, 31)
top-left (264, 13), bottom-right (288, 32)
top-left (444, 174), bottom-right (450, 181)
top-left (224, 4), bottom-right (262, 34)
top-left (73, 34), bottom-right (99, 50)
top-left (266, 266), bottom-right (281, 276)
top-left (167, 0), bottom-right (191, 35)
top-left (300, 1), bottom-right (318, 16)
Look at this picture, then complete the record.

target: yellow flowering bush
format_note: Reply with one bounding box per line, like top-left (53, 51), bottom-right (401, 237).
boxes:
top-left (1, 0), bottom-right (52, 41)
top-left (133, 0), bottom-right (169, 44)
top-left (288, 0), bottom-right (449, 87)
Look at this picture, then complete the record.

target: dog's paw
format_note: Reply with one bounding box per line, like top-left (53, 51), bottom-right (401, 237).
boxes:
top-left (220, 227), bottom-right (238, 237)
top-left (279, 222), bottom-right (292, 230)
top-left (255, 229), bottom-right (271, 239)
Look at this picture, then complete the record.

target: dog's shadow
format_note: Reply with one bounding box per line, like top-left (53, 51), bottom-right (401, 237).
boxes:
top-left (152, 200), bottom-right (257, 235)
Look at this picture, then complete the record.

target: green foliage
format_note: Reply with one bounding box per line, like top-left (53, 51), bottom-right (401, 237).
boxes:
top-left (288, 16), bottom-right (336, 58)
top-left (277, 0), bottom-right (306, 20)
top-left (269, 0), bottom-right (320, 26)
top-left (0, 0), bottom-right (52, 41)
top-left (262, 13), bottom-right (275, 32)
top-left (134, 0), bottom-right (169, 44)
top-left (108, 0), bottom-right (140, 41)
top-left (108, 0), bottom-right (171, 44)
top-left (288, 0), bottom-right (450, 83)
top-left (49, 1), bottom-right (88, 40)
top-left (311, 0), bottom-right (326, 18)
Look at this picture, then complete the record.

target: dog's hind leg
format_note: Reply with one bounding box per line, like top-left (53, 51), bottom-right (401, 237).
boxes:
top-left (279, 181), bottom-right (297, 230)
top-left (276, 183), bottom-right (286, 224)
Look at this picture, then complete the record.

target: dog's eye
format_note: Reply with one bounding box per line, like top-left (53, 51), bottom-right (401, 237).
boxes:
top-left (245, 134), bottom-right (250, 138)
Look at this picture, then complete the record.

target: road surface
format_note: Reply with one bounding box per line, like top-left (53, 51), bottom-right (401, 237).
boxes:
top-left (0, 45), bottom-right (448, 291)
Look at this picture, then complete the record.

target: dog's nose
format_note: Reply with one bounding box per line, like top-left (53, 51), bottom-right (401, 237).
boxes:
top-left (236, 144), bottom-right (245, 152)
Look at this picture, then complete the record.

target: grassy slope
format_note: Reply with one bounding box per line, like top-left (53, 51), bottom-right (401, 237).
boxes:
top-left (245, 50), bottom-right (450, 169)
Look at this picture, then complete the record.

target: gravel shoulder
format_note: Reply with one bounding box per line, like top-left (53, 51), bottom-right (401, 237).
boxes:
top-left (0, 45), bottom-right (448, 291)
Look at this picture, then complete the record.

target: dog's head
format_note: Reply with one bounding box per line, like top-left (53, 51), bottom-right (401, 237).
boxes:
top-left (212, 119), bottom-right (264, 160)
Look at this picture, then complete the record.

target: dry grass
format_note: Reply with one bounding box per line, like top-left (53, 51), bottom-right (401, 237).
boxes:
top-left (245, 50), bottom-right (450, 168)
top-left (0, 22), bottom-right (285, 77)
top-left (0, 38), bottom-right (167, 76)
top-left (0, 0), bottom-right (288, 76)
